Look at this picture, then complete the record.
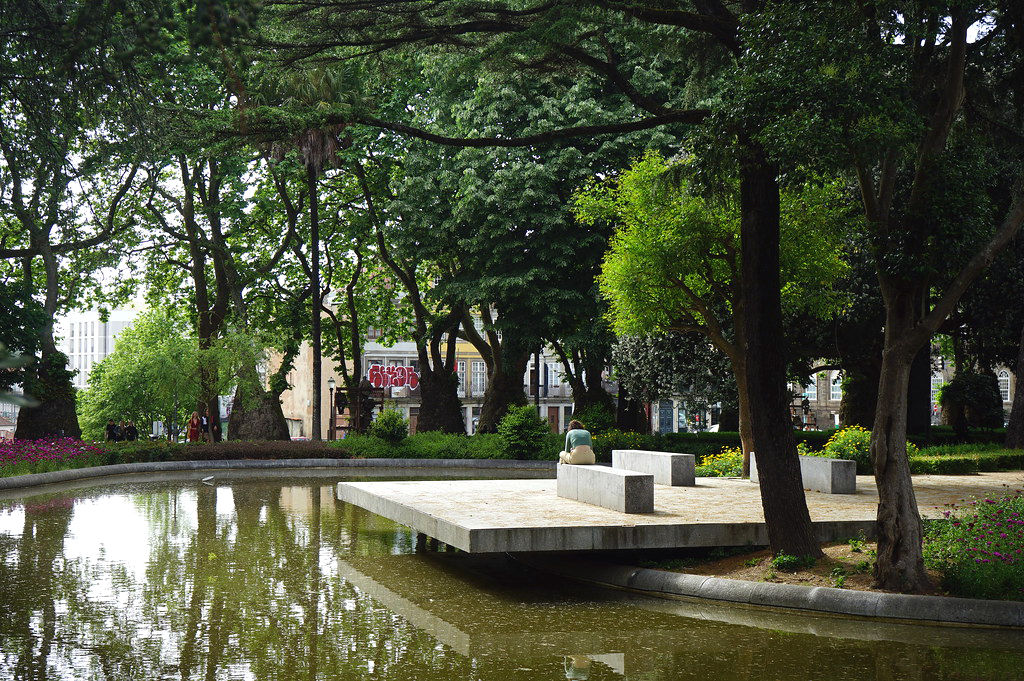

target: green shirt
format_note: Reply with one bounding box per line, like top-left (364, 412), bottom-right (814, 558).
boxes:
top-left (564, 428), bottom-right (593, 451)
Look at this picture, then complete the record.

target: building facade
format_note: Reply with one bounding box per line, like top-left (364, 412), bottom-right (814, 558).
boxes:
top-left (791, 365), bottom-right (1018, 430)
top-left (55, 308), bottom-right (140, 390)
top-left (275, 335), bottom-right (578, 439)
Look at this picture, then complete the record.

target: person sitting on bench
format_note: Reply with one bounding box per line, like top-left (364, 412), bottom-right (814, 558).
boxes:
top-left (559, 419), bottom-right (595, 464)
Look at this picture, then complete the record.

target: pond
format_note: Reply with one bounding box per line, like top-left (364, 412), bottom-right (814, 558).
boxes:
top-left (0, 469), bottom-right (1021, 681)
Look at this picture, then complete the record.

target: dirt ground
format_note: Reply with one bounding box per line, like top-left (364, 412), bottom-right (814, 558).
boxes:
top-left (662, 541), bottom-right (946, 594)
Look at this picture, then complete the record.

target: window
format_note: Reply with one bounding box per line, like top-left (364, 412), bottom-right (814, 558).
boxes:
top-left (804, 378), bottom-right (817, 401)
top-left (471, 361), bottom-right (487, 396)
top-left (563, 406), bottom-right (573, 431)
top-left (456, 361), bottom-right (466, 396)
top-left (999, 371), bottom-right (1011, 402)
top-left (830, 371), bottom-right (843, 401)
top-left (547, 363), bottom-right (561, 388)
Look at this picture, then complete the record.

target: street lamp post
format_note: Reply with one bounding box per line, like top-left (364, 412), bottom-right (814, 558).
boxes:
top-left (327, 377), bottom-right (336, 441)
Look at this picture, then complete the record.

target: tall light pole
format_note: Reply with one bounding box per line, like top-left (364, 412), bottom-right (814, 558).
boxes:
top-left (327, 377), bottom-right (336, 441)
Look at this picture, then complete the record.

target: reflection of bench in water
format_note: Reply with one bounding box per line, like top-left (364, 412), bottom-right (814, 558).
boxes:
top-left (338, 553), bottom-right (1024, 675)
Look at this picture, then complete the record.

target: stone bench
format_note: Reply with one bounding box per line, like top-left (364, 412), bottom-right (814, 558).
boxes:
top-left (750, 453), bottom-right (856, 494)
top-left (556, 464), bottom-right (654, 514)
top-left (611, 449), bottom-right (696, 486)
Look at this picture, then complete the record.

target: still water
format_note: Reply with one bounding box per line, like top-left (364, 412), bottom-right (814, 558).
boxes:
top-left (0, 469), bottom-right (1021, 681)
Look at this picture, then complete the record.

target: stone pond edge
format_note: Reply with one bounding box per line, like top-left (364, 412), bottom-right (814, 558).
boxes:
top-left (5, 460), bottom-right (1020, 628)
top-left (0, 458), bottom-right (557, 490)
top-left (522, 557), bottom-right (1024, 629)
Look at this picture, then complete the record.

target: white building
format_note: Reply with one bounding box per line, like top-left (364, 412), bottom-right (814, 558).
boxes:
top-left (55, 308), bottom-right (140, 389)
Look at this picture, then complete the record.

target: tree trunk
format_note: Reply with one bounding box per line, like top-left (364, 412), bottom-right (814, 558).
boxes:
top-left (14, 350), bottom-right (81, 440)
top-left (615, 384), bottom-right (650, 433)
top-left (739, 146), bottom-right (822, 558)
top-left (228, 385), bottom-right (291, 441)
top-left (476, 351), bottom-right (531, 433)
top-left (733, 359), bottom-right (754, 477)
top-left (1006, 318), bottom-right (1024, 449)
top-left (870, 290), bottom-right (931, 592)
top-left (839, 368), bottom-right (880, 429)
top-left (15, 247), bottom-right (80, 440)
top-left (906, 344), bottom-right (932, 438)
top-left (308, 167), bottom-right (322, 441)
top-left (414, 367), bottom-right (466, 434)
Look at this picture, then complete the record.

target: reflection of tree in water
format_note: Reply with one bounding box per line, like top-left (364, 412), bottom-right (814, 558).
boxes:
top-left (3, 482), bottom-right (1024, 681)
top-left (0, 497), bottom-right (75, 680)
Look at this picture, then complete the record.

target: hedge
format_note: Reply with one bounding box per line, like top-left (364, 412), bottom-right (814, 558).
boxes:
top-left (327, 432), bottom-right (509, 460)
top-left (0, 439), bottom-right (350, 478)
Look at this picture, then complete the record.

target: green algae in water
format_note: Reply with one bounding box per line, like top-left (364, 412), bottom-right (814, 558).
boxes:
top-left (0, 472), bottom-right (1021, 681)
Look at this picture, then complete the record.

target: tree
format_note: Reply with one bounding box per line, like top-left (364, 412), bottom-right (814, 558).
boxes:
top-left (612, 333), bottom-right (736, 431)
top-left (180, 0), bottom-right (831, 557)
top-left (575, 151), bottom-right (849, 467)
top-left (0, 0), bottom-right (153, 438)
top-left (737, 3), bottom-right (1024, 590)
top-left (78, 310), bottom-right (201, 440)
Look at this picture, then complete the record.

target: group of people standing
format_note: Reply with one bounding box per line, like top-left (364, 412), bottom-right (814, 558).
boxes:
top-left (187, 409), bottom-right (216, 442)
top-left (104, 419), bottom-right (139, 442)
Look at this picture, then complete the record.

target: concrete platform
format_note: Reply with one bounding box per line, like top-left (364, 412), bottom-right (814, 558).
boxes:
top-left (336, 470), bottom-right (1024, 553)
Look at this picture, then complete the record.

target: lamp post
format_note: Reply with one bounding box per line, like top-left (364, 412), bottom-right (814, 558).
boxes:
top-left (327, 377), bottom-right (336, 441)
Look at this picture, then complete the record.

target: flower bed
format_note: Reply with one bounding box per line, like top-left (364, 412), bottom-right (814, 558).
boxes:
top-left (924, 490), bottom-right (1024, 601)
top-left (0, 438), bottom-right (106, 477)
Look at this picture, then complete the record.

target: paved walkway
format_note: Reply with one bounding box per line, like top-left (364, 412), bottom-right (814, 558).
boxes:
top-left (336, 472), bottom-right (1024, 553)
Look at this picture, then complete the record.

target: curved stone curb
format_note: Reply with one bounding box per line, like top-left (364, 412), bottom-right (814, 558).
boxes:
top-left (0, 458), bottom-right (555, 491)
top-left (520, 556), bottom-right (1024, 629)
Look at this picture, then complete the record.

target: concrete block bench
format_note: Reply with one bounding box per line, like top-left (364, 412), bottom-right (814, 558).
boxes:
top-left (750, 453), bottom-right (856, 494)
top-left (556, 464), bottom-right (654, 514)
top-left (611, 449), bottom-right (696, 486)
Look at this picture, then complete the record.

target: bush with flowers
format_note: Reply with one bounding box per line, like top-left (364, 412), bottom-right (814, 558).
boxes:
top-left (923, 490), bottom-right (1024, 601)
top-left (695, 446), bottom-right (744, 477)
top-left (802, 425), bottom-right (918, 474)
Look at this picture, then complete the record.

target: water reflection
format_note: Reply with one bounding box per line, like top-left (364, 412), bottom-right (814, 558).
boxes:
top-left (0, 472), bottom-right (1020, 681)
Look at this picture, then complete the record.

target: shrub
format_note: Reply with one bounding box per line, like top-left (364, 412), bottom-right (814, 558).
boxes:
top-left (770, 553), bottom-right (817, 572)
top-left (570, 404), bottom-right (615, 434)
top-left (910, 455), bottom-right (979, 475)
top-left (923, 491), bottom-right (1024, 601)
top-left (368, 409), bottom-right (409, 444)
top-left (591, 429), bottom-right (653, 462)
top-left (497, 405), bottom-right (550, 460)
top-left (939, 372), bottom-right (1006, 434)
top-left (815, 426), bottom-right (918, 474)
top-left (695, 446), bottom-right (743, 477)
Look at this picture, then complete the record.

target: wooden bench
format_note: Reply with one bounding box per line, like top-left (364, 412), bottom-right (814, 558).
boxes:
top-left (611, 449), bottom-right (696, 486)
top-left (750, 453), bottom-right (857, 494)
top-left (556, 464), bottom-right (654, 513)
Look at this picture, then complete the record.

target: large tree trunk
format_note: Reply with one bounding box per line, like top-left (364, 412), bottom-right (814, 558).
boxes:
top-left (308, 167), bottom-right (322, 441)
top-left (906, 345), bottom-right (932, 437)
top-left (615, 384), bottom-right (650, 433)
top-left (740, 147), bottom-right (822, 558)
top-left (228, 384), bottom-right (291, 440)
top-left (15, 246), bottom-right (80, 440)
top-left (415, 367), bottom-right (466, 434)
top-left (14, 350), bottom-right (81, 440)
top-left (1007, 319), bottom-right (1024, 448)
top-left (870, 288), bottom-right (931, 592)
top-left (476, 351), bottom-right (531, 433)
top-left (839, 367), bottom-right (880, 429)
top-left (733, 359), bottom-right (754, 477)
